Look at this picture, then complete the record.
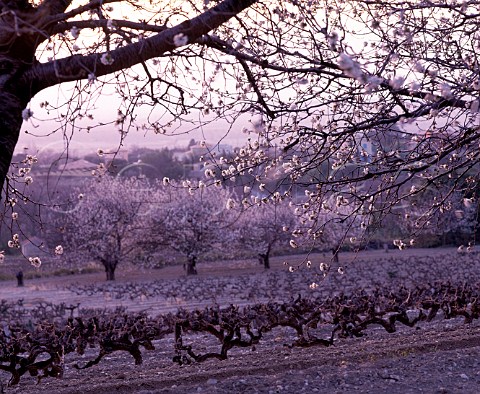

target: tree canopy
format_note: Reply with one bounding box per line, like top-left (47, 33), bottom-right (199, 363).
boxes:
top-left (1, 0), bottom-right (480, 248)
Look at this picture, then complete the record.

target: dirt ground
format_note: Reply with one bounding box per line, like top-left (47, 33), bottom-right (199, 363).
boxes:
top-left (2, 248), bottom-right (480, 393)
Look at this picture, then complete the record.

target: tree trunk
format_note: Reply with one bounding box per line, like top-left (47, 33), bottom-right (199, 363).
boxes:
top-left (186, 255), bottom-right (197, 275)
top-left (103, 261), bottom-right (117, 281)
top-left (258, 245), bottom-right (272, 269)
top-left (258, 253), bottom-right (270, 269)
top-left (0, 92), bottom-right (25, 196)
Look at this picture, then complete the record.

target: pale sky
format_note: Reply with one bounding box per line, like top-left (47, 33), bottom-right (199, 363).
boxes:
top-left (16, 118), bottom-right (246, 156)
top-left (16, 82), bottom-right (248, 157)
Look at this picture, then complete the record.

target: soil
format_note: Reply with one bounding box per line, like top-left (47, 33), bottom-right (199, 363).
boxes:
top-left (2, 248), bottom-right (480, 394)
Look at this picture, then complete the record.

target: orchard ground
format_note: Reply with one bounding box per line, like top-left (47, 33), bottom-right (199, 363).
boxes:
top-left (1, 248), bottom-right (480, 393)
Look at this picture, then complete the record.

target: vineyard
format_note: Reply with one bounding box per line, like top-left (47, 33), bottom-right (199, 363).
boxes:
top-left (1, 249), bottom-right (480, 393)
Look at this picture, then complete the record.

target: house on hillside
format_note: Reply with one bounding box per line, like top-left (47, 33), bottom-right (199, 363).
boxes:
top-left (355, 124), bottom-right (413, 161)
top-left (175, 143), bottom-right (234, 176)
top-left (34, 159), bottom-right (98, 183)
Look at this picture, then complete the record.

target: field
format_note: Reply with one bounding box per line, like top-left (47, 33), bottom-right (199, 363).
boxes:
top-left (1, 248), bottom-right (480, 393)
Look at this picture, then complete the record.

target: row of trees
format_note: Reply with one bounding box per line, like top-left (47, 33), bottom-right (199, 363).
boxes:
top-left (54, 177), bottom-right (301, 280)
top-left (2, 0), bottom-right (480, 249)
top-left (32, 174), bottom-right (476, 281)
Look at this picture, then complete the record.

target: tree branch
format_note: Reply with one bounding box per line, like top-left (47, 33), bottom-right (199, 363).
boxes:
top-left (22, 0), bottom-right (257, 95)
top-left (38, 0), bottom-right (72, 16)
top-left (46, 0), bottom-right (119, 24)
top-left (49, 19), bottom-right (168, 36)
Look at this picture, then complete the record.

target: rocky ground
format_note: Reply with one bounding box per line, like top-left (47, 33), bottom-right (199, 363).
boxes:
top-left (1, 248), bottom-right (480, 393)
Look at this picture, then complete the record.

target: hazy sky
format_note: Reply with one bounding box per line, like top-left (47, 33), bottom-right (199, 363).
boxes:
top-left (16, 119), bottom-right (246, 156)
top-left (16, 82), bottom-right (249, 157)
top-left (16, 56), bottom-right (250, 158)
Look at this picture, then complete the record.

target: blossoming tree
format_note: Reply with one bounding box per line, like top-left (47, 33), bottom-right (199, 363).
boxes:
top-left (295, 195), bottom-right (366, 263)
top-left (0, 0), bottom-right (256, 197)
top-left (397, 188), bottom-right (478, 248)
top-left (237, 201), bottom-right (297, 269)
top-left (151, 183), bottom-right (237, 275)
top-left (60, 176), bottom-right (155, 280)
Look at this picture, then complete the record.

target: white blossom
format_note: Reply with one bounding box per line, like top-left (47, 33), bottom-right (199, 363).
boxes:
top-left (25, 155), bottom-right (37, 165)
top-left (328, 31), bottom-right (339, 48)
top-left (70, 26), bottom-right (80, 39)
top-left (55, 245), bottom-right (64, 255)
top-left (173, 33), bottom-right (188, 47)
top-left (29, 256), bottom-right (42, 268)
top-left (413, 61), bottom-right (425, 73)
top-left (470, 100), bottom-right (480, 112)
top-left (18, 167), bottom-right (30, 176)
top-left (409, 81), bottom-right (421, 92)
top-left (226, 198), bottom-right (236, 210)
top-left (389, 76), bottom-right (405, 90)
top-left (100, 52), bottom-right (114, 66)
top-left (337, 53), bottom-right (364, 81)
top-left (8, 234), bottom-right (20, 249)
top-left (364, 75), bottom-right (383, 92)
top-left (22, 108), bottom-right (34, 121)
top-left (439, 83), bottom-right (452, 98)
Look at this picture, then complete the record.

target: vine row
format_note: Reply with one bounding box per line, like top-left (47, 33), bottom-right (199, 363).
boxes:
top-left (1, 281), bottom-right (479, 386)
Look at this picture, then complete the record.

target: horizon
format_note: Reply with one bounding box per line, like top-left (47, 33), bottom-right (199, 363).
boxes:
top-left (15, 121), bottom-right (248, 157)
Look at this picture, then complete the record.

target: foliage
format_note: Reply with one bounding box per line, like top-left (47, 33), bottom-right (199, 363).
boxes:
top-left (237, 201), bottom-right (297, 268)
top-left (396, 188), bottom-right (478, 248)
top-left (151, 184), bottom-right (238, 274)
top-left (1, 0), bottom-right (480, 255)
top-left (128, 148), bottom-right (184, 180)
top-left (59, 176), bottom-right (157, 280)
top-left (295, 195), bottom-right (366, 257)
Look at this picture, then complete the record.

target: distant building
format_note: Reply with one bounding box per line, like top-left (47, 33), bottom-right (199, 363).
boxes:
top-left (36, 159), bottom-right (98, 179)
top-left (105, 148), bottom-right (129, 162)
top-left (175, 143), bottom-right (234, 173)
top-left (356, 124), bottom-right (411, 160)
